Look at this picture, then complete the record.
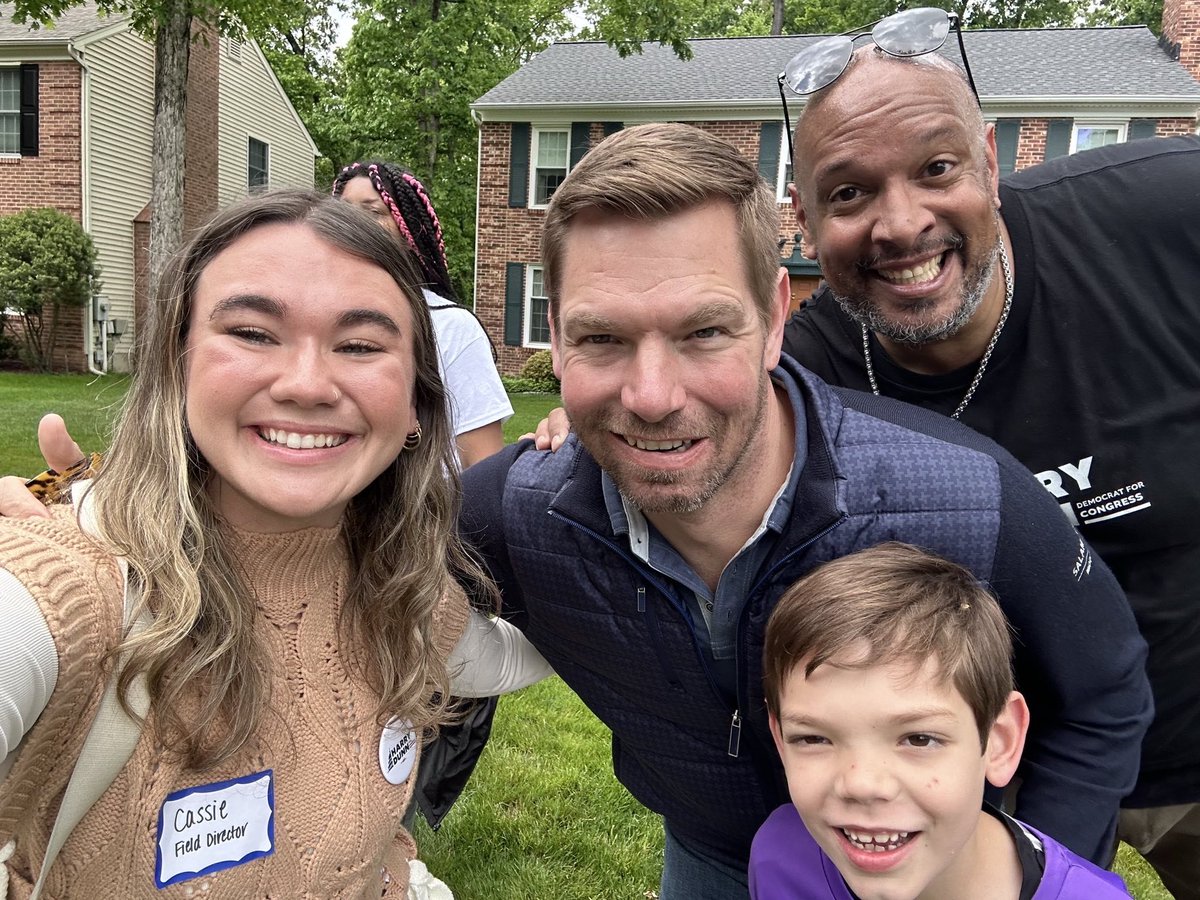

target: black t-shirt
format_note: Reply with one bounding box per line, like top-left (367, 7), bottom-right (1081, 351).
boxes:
top-left (783, 136), bottom-right (1200, 806)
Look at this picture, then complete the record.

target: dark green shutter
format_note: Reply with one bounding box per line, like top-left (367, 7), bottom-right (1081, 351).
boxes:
top-left (19, 64), bottom-right (38, 157)
top-left (504, 263), bottom-right (525, 346)
top-left (758, 121), bottom-right (782, 184)
top-left (569, 122), bottom-right (590, 169)
top-left (602, 122), bottom-right (623, 137)
top-left (994, 119), bottom-right (1019, 176)
top-left (1044, 118), bottom-right (1073, 160)
top-left (509, 123), bottom-right (530, 208)
top-left (1129, 119), bottom-right (1157, 141)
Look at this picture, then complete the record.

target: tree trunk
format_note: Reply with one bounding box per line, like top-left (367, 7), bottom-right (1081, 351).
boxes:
top-left (772, 0), bottom-right (784, 35)
top-left (149, 0), bottom-right (193, 296)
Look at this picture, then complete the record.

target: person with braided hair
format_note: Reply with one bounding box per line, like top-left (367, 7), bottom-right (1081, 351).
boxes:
top-left (333, 161), bottom-right (512, 469)
top-left (334, 161), bottom-right (515, 834)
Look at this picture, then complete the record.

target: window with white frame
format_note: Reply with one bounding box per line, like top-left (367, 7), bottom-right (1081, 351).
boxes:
top-left (531, 128), bottom-right (569, 207)
top-left (0, 69), bottom-right (19, 155)
top-left (248, 137), bottom-right (269, 189)
top-left (524, 266), bottom-right (552, 347)
top-left (776, 128), bottom-right (793, 203)
top-left (1072, 122), bottom-right (1125, 154)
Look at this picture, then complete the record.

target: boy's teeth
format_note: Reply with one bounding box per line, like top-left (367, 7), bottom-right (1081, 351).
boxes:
top-left (878, 254), bottom-right (944, 285)
top-left (623, 436), bottom-right (693, 452)
top-left (263, 428), bottom-right (347, 449)
top-left (842, 829), bottom-right (910, 851)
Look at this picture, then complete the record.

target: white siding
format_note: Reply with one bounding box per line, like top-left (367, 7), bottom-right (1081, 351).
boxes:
top-left (79, 28), bottom-right (154, 371)
top-left (217, 36), bottom-right (316, 205)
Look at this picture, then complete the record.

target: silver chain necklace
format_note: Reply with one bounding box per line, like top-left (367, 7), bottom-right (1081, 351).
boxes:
top-left (862, 239), bottom-right (1013, 420)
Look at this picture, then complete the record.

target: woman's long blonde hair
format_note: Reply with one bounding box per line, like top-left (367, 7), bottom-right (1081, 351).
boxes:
top-left (88, 189), bottom-right (485, 768)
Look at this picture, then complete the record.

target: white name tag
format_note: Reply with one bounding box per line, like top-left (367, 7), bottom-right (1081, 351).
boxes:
top-left (379, 719), bottom-right (418, 785)
top-left (155, 769), bottom-right (275, 888)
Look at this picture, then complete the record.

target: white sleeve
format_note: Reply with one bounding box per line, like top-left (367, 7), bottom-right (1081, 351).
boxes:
top-left (447, 609), bottom-right (553, 697)
top-left (0, 568), bottom-right (58, 759)
top-left (427, 296), bottom-right (514, 437)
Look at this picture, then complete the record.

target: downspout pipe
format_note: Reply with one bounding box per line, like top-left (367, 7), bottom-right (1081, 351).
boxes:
top-left (66, 39), bottom-right (105, 375)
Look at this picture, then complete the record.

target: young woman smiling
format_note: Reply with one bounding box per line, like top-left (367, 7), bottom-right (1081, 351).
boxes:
top-left (0, 190), bottom-right (547, 898)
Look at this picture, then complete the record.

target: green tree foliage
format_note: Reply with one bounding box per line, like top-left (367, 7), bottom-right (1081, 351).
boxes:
top-left (576, 0), bottom-right (894, 47)
top-left (254, 4), bottom-right (349, 186)
top-left (0, 208), bottom-right (99, 371)
top-left (958, 0), bottom-right (1082, 28)
top-left (340, 0), bottom-right (571, 300)
top-left (1084, 0), bottom-right (1164, 33)
top-left (579, 0), bottom-right (1166, 46)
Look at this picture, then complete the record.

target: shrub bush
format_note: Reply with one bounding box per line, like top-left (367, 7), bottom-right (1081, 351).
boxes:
top-left (0, 208), bottom-right (99, 371)
top-left (520, 349), bottom-right (560, 392)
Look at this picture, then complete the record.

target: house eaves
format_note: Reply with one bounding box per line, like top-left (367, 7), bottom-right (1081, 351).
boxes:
top-left (0, 2), bottom-right (129, 61)
top-left (476, 95), bottom-right (1200, 123)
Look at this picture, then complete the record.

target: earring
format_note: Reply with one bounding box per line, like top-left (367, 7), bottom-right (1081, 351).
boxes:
top-left (403, 422), bottom-right (423, 451)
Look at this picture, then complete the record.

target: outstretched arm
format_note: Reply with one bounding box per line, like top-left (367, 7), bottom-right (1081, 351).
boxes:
top-left (0, 569), bottom-right (58, 763)
top-left (456, 421), bottom-right (506, 469)
top-left (447, 610), bottom-right (553, 697)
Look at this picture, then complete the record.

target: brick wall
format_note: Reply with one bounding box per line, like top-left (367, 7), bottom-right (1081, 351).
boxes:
top-left (476, 119), bottom-right (803, 375)
top-left (0, 60), bottom-right (86, 370)
top-left (1163, 0), bottom-right (1200, 82)
top-left (475, 121), bottom-right (542, 375)
top-left (1014, 119), bottom-right (1049, 171)
top-left (1156, 117), bottom-right (1197, 136)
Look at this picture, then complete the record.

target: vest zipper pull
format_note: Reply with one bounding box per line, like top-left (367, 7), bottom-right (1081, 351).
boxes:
top-left (727, 709), bottom-right (742, 757)
top-left (637, 586), bottom-right (646, 612)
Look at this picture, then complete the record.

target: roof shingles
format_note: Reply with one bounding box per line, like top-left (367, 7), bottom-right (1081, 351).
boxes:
top-left (476, 26), bottom-right (1200, 107)
top-left (0, 2), bottom-right (124, 44)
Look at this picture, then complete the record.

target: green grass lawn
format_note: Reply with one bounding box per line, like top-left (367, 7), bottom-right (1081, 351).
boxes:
top-left (0, 375), bottom-right (1169, 898)
top-left (503, 391), bottom-right (562, 444)
top-left (0, 372), bottom-right (130, 475)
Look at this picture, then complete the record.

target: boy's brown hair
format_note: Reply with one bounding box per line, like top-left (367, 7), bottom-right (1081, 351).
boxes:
top-left (763, 542), bottom-right (1013, 748)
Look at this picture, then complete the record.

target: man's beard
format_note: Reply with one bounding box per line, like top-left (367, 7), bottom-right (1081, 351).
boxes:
top-left (831, 234), bottom-right (1000, 347)
top-left (586, 371), bottom-right (770, 516)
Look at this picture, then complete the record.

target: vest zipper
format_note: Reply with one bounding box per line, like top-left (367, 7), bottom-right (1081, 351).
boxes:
top-left (548, 509), bottom-right (730, 707)
top-left (730, 514), bottom-right (848, 760)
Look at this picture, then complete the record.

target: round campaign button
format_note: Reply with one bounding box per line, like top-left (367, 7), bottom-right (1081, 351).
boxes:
top-left (378, 719), bottom-right (418, 785)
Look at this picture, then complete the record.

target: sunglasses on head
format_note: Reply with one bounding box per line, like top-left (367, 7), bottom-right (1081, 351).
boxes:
top-left (777, 8), bottom-right (980, 173)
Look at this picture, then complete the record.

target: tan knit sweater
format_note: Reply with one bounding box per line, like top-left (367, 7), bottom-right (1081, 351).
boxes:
top-left (0, 508), bottom-right (469, 899)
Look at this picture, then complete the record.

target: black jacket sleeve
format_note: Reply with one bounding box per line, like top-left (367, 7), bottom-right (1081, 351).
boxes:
top-left (989, 452), bottom-right (1153, 865)
top-left (459, 441), bottom-right (529, 629)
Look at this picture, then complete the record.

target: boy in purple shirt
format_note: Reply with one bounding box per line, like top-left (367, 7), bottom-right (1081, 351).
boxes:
top-left (751, 543), bottom-right (1130, 900)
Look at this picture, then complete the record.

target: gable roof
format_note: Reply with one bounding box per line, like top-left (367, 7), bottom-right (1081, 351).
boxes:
top-left (0, 2), bottom-right (125, 43)
top-left (474, 26), bottom-right (1200, 118)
